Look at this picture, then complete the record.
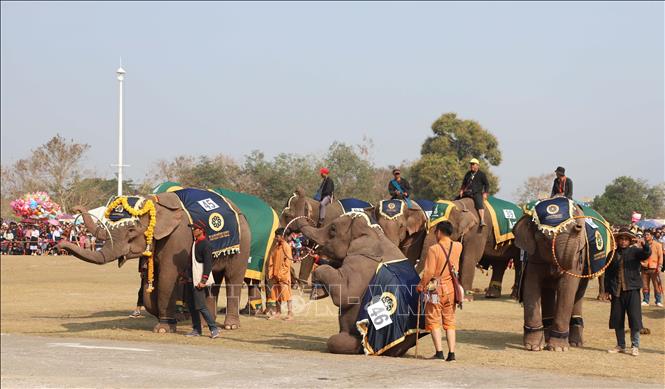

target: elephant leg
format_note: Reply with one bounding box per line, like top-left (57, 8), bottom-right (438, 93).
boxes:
top-left (523, 264), bottom-right (545, 351)
top-left (327, 332), bottom-right (361, 354)
top-left (312, 265), bottom-right (345, 307)
top-left (511, 256), bottom-right (523, 300)
top-left (486, 259), bottom-right (508, 298)
top-left (153, 267), bottom-right (179, 334)
top-left (223, 269), bottom-right (244, 330)
top-left (200, 287), bottom-right (218, 325)
top-left (243, 282), bottom-right (263, 315)
top-left (298, 256), bottom-right (315, 287)
top-left (459, 238), bottom-right (485, 298)
top-left (569, 278), bottom-right (588, 347)
top-left (546, 276), bottom-right (581, 351)
top-left (541, 287), bottom-right (556, 343)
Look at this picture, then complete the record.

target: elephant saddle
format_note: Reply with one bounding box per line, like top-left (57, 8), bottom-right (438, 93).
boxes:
top-left (379, 199), bottom-right (404, 220)
top-left (173, 188), bottom-right (241, 258)
top-left (338, 198), bottom-right (373, 213)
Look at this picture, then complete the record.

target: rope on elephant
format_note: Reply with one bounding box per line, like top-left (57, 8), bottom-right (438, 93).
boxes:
top-left (73, 212), bottom-right (114, 250)
top-left (551, 215), bottom-right (616, 279)
top-left (283, 216), bottom-right (318, 261)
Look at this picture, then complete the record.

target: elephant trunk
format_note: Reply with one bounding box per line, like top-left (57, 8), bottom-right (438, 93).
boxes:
top-left (58, 239), bottom-right (120, 265)
top-left (74, 208), bottom-right (110, 241)
top-left (300, 225), bottom-right (328, 247)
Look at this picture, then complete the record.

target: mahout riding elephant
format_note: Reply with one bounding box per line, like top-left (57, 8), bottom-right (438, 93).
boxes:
top-left (59, 192), bottom-right (251, 333)
top-left (512, 201), bottom-right (591, 351)
top-left (296, 213), bottom-right (415, 355)
top-left (368, 199), bottom-right (428, 265)
top-left (418, 198), bottom-right (520, 299)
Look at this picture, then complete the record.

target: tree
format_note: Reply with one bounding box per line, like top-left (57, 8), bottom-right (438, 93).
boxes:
top-left (411, 113), bottom-right (502, 200)
top-left (242, 150), bottom-right (321, 210)
top-left (593, 176), bottom-right (665, 225)
top-left (153, 154), bottom-right (244, 191)
top-left (323, 142), bottom-right (375, 200)
top-left (1, 135), bottom-right (90, 212)
top-left (514, 173), bottom-right (553, 205)
top-left (67, 178), bottom-right (137, 210)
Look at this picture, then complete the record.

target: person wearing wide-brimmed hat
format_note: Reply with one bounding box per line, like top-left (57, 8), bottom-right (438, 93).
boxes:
top-left (458, 158), bottom-right (490, 226)
top-left (551, 166), bottom-right (573, 199)
top-left (603, 228), bottom-right (651, 356)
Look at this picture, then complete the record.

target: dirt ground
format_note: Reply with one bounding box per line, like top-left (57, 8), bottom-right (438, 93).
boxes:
top-left (1, 255), bottom-right (664, 385)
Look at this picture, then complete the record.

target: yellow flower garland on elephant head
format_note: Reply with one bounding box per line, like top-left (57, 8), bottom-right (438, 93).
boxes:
top-left (104, 197), bottom-right (157, 293)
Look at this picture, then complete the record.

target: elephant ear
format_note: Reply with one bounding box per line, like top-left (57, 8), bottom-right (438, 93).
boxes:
top-left (513, 216), bottom-right (536, 255)
top-left (406, 208), bottom-right (426, 236)
top-left (349, 216), bottom-right (382, 256)
top-left (153, 194), bottom-right (184, 240)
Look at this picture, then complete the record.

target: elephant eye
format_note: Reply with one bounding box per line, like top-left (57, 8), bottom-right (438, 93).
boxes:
top-left (329, 224), bottom-right (337, 237)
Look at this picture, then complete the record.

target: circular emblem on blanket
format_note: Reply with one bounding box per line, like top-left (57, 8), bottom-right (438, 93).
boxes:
top-left (546, 204), bottom-right (560, 215)
top-left (114, 204), bottom-right (124, 213)
top-left (209, 212), bottom-right (224, 232)
top-left (380, 292), bottom-right (397, 315)
top-left (387, 203), bottom-right (396, 210)
top-left (595, 230), bottom-right (604, 251)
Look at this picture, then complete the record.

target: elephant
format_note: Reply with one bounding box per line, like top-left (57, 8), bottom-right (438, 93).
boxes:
top-left (368, 199), bottom-right (428, 265)
top-left (418, 198), bottom-right (520, 299)
top-left (59, 192), bottom-right (251, 333)
top-left (512, 202), bottom-right (591, 351)
top-left (296, 213), bottom-right (414, 355)
top-left (280, 188), bottom-right (369, 286)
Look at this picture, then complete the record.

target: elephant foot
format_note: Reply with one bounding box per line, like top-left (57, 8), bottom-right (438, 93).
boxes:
top-left (223, 324), bottom-right (239, 330)
top-left (310, 286), bottom-right (329, 300)
top-left (569, 326), bottom-right (584, 347)
top-left (327, 332), bottom-right (362, 354)
top-left (485, 282), bottom-right (502, 298)
top-left (175, 312), bottom-right (190, 322)
top-left (545, 336), bottom-right (570, 352)
top-left (524, 327), bottom-right (545, 351)
top-left (153, 322), bottom-right (177, 334)
top-left (510, 285), bottom-right (519, 300)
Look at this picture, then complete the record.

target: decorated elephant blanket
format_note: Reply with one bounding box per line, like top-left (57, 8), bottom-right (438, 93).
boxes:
top-left (356, 259), bottom-right (427, 356)
top-left (214, 188), bottom-right (279, 281)
top-left (523, 198), bottom-right (613, 274)
top-left (429, 197), bottom-right (522, 246)
top-left (153, 182), bottom-right (280, 280)
top-left (485, 196), bottom-right (523, 246)
top-left (414, 199), bottom-right (435, 219)
top-left (338, 198), bottom-right (372, 213)
top-left (106, 196), bottom-right (146, 226)
top-left (379, 199), bottom-right (405, 220)
top-left (173, 188), bottom-right (241, 258)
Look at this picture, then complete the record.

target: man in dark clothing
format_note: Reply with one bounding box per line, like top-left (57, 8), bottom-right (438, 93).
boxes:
top-left (185, 221), bottom-right (220, 339)
top-left (603, 228), bottom-right (651, 356)
top-left (315, 167), bottom-right (334, 227)
top-left (551, 166), bottom-right (573, 199)
top-left (458, 158), bottom-right (490, 226)
top-left (388, 168), bottom-right (413, 207)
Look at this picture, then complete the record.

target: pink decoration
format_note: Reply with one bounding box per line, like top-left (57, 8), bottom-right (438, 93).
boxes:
top-left (11, 192), bottom-right (62, 220)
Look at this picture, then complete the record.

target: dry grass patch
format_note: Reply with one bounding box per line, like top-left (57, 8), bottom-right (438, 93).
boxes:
top-left (1, 255), bottom-right (663, 383)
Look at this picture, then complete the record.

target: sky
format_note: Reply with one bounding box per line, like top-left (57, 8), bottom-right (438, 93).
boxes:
top-left (1, 1), bottom-right (663, 201)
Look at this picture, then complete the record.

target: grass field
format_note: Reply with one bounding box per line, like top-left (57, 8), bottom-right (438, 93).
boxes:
top-left (1, 255), bottom-right (664, 384)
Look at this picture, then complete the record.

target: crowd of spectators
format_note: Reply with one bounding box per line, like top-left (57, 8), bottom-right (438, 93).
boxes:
top-left (0, 218), bottom-right (99, 256)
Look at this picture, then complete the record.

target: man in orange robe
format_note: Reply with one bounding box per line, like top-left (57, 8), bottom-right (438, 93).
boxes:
top-left (641, 230), bottom-right (663, 307)
top-left (268, 228), bottom-right (294, 320)
top-left (417, 221), bottom-right (462, 361)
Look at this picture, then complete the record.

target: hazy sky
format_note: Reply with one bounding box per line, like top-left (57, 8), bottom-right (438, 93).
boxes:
top-left (2, 1), bottom-right (663, 201)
